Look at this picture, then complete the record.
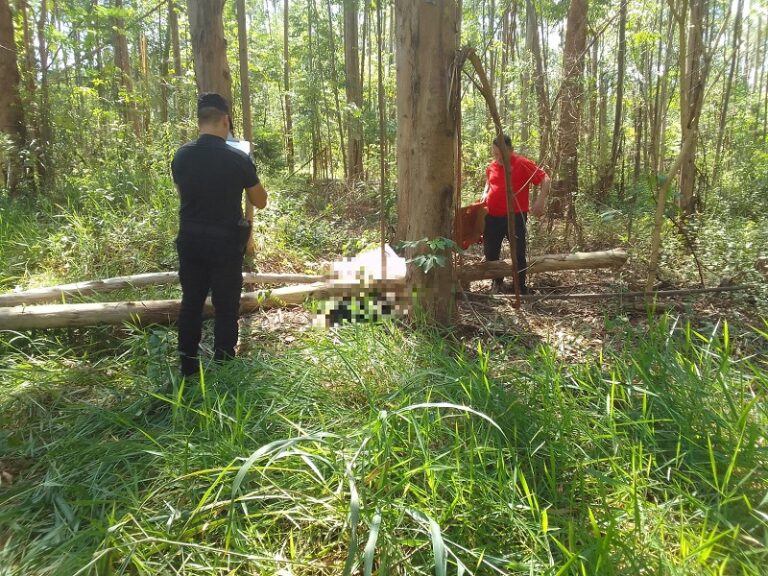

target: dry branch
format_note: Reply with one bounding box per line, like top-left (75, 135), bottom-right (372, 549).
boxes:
top-left (458, 249), bottom-right (628, 282)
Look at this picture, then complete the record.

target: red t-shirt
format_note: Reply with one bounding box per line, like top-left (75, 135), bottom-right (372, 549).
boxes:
top-left (484, 154), bottom-right (548, 216)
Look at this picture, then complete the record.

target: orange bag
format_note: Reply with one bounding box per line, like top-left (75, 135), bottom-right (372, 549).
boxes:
top-left (455, 202), bottom-right (488, 250)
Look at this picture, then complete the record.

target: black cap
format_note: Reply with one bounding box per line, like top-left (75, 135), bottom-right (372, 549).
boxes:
top-left (197, 92), bottom-right (230, 115)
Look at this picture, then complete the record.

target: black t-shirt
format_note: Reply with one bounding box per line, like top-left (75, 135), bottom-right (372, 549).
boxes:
top-left (171, 134), bottom-right (259, 232)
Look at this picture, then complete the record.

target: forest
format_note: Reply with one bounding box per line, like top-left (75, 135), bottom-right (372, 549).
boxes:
top-left (1, 0), bottom-right (767, 574)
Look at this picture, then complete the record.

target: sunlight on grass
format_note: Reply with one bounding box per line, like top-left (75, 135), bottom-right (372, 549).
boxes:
top-left (1, 317), bottom-right (767, 575)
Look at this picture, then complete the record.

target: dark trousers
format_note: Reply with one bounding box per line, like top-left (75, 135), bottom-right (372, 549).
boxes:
top-left (176, 236), bottom-right (243, 376)
top-left (483, 213), bottom-right (528, 292)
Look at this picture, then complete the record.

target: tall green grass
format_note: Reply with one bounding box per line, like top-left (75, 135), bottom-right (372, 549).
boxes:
top-left (1, 317), bottom-right (766, 575)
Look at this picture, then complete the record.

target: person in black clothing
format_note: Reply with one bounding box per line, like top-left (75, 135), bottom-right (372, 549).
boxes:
top-left (171, 93), bottom-right (268, 377)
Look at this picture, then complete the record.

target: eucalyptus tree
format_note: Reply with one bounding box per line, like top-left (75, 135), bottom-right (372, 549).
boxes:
top-left (344, 0), bottom-right (363, 183)
top-left (395, 0), bottom-right (458, 324)
top-left (0, 0), bottom-right (25, 193)
top-left (553, 0), bottom-right (588, 222)
top-left (187, 0), bottom-right (233, 105)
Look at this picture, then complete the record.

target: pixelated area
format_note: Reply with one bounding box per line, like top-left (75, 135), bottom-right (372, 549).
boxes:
top-left (314, 290), bottom-right (409, 328)
top-left (314, 244), bottom-right (410, 327)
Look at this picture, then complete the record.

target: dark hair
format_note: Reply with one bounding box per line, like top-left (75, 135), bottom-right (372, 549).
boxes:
top-left (197, 106), bottom-right (228, 125)
top-left (493, 134), bottom-right (512, 149)
top-left (197, 92), bottom-right (230, 125)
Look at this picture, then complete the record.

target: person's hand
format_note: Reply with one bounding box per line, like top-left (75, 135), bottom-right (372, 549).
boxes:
top-left (530, 200), bottom-right (545, 217)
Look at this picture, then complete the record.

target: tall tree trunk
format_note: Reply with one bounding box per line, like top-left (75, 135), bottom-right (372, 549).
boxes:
top-left (187, 0), bottom-right (233, 108)
top-left (159, 19), bottom-right (170, 124)
top-left (36, 0), bottom-right (51, 181)
top-left (552, 0), bottom-right (588, 220)
top-left (326, 0), bottom-right (347, 178)
top-left (596, 0), bottom-right (626, 201)
top-left (283, 0), bottom-right (294, 171)
top-left (307, 0), bottom-right (319, 181)
top-left (714, 0), bottom-right (743, 179)
top-left (168, 0), bottom-right (186, 124)
top-left (112, 0), bottom-right (141, 136)
top-left (395, 0), bottom-right (458, 325)
top-left (677, 0), bottom-right (707, 216)
top-left (236, 0), bottom-right (252, 141)
top-left (0, 0), bottom-right (25, 193)
top-left (344, 0), bottom-right (364, 184)
top-left (585, 32), bottom-right (597, 176)
top-left (520, 5), bottom-right (530, 148)
top-left (651, 8), bottom-right (674, 176)
top-left (236, 0), bottom-right (256, 256)
top-left (525, 0), bottom-right (551, 164)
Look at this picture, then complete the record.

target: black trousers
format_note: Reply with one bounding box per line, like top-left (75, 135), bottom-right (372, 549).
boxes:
top-left (483, 213), bottom-right (528, 292)
top-left (176, 235), bottom-right (243, 376)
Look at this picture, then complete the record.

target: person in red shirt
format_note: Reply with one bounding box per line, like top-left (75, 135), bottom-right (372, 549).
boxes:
top-left (481, 134), bottom-right (550, 293)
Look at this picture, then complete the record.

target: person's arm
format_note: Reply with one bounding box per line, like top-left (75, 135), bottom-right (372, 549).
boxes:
top-left (246, 182), bottom-right (268, 209)
top-left (530, 175), bottom-right (550, 217)
top-left (480, 182), bottom-right (490, 203)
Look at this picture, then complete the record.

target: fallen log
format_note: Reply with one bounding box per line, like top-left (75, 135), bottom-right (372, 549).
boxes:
top-left (457, 249), bottom-right (628, 282)
top-left (0, 279), bottom-right (407, 331)
top-left (0, 271), bottom-right (323, 307)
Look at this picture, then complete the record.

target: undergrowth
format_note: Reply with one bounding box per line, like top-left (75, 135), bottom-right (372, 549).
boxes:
top-left (1, 317), bottom-right (766, 575)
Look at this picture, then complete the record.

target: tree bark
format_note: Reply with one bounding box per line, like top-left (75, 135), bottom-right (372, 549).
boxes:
top-left (168, 0), bottom-right (186, 124)
top-left (326, 0), bottom-right (347, 178)
top-left (395, 0), bottom-right (458, 325)
top-left (344, 0), bottom-right (364, 184)
top-left (36, 0), bottom-right (51, 182)
top-left (187, 0), bottom-right (233, 106)
top-left (112, 0), bottom-right (141, 136)
top-left (526, 0), bottom-right (551, 162)
top-left (596, 0), bottom-right (626, 200)
top-left (677, 0), bottom-right (707, 216)
top-left (159, 19), bottom-right (170, 124)
top-left (0, 0), bottom-right (25, 194)
top-left (235, 0), bottom-right (256, 256)
top-left (714, 0), bottom-right (743, 179)
top-left (552, 0), bottom-right (588, 219)
top-left (283, 0), bottom-right (294, 171)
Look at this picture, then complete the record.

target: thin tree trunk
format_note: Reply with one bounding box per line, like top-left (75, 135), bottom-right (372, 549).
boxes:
top-left (168, 0), bottom-right (185, 124)
top-left (236, 0), bottom-right (252, 141)
top-left (326, 0), bottom-right (347, 178)
top-left (36, 0), bottom-right (51, 182)
top-left (307, 0), bottom-right (319, 181)
top-left (395, 0), bottom-right (458, 324)
top-left (520, 4), bottom-right (530, 148)
top-left (677, 0), bottom-right (707, 216)
top-left (283, 0), bottom-right (294, 171)
top-left (0, 0), bottom-right (25, 193)
top-left (526, 0), bottom-right (552, 163)
top-left (344, 0), bottom-right (364, 183)
top-left (377, 0), bottom-right (387, 278)
top-left (596, 0), bottom-right (626, 201)
top-left (236, 0), bottom-right (256, 256)
top-left (112, 0), bottom-right (141, 136)
top-left (586, 31), bottom-right (598, 178)
top-left (714, 0), bottom-right (743, 179)
top-left (159, 18), bottom-right (170, 123)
